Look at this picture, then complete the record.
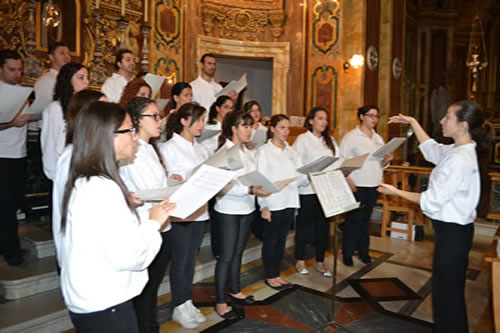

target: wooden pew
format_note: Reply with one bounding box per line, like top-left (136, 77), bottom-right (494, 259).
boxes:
top-left (483, 226), bottom-right (500, 333)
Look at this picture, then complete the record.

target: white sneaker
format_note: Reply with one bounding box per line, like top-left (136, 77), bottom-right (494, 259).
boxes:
top-left (187, 299), bottom-right (207, 323)
top-left (172, 302), bottom-right (199, 329)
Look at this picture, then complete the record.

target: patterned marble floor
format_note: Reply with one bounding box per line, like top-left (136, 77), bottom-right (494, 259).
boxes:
top-left (157, 235), bottom-right (492, 332)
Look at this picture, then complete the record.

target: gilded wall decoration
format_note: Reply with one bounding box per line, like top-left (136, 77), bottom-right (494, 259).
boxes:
top-left (311, 65), bottom-right (338, 127)
top-left (201, 0), bottom-right (285, 40)
top-left (312, 0), bottom-right (339, 55)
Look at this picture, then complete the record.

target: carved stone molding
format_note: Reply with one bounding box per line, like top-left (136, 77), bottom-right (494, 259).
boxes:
top-left (201, 0), bottom-right (285, 40)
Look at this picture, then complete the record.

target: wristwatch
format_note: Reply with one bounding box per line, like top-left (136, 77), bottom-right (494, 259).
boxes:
top-left (248, 186), bottom-right (254, 195)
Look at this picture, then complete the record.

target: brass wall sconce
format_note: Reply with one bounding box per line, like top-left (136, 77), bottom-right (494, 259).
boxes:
top-left (343, 54), bottom-right (364, 71)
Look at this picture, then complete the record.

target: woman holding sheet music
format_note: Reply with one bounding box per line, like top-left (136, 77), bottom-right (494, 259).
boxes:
top-left (213, 111), bottom-right (270, 319)
top-left (378, 100), bottom-right (492, 332)
top-left (202, 95), bottom-right (235, 156)
top-left (119, 97), bottom-right (180, 333)
top-left (339, 105), bottom-right (392, 267)
top-left (58, 102), bottom-right (174, 333)
top-left (159, 103), bottom-right (209, 329)
top-left (293, 107), bottom-right (341, 277)
top-left (257, 114), bottom-right (308, 290)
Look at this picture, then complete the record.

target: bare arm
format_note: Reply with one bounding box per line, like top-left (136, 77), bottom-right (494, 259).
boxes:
top-left (0, 114), bottom-right (31, 131)
top-left (377, 183), bottom-right (421, 204)
top-left (388, 114), bottom-right (430, 144)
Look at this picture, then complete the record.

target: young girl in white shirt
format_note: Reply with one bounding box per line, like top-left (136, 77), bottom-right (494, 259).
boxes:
top-left (159, 103), bottom-right (209, 329)
top-left (293, 107), bottom-right (341, 277)
top-left (213, 111), bottom-right (270, 319)
top-left (202, 95), bottom-right (234, 156)
top-left (339, 105), bottom-right (392, 267)
top-left (257, 114), bottom-right (307, 291)
top-left (58, 102), bottom-right (174, 333)
top-left (120, 97), bottom-right (180, 333)
top-left (378, 100), bottom-right (492, 333)
top-left (243, 100), bottom-right (267, 141)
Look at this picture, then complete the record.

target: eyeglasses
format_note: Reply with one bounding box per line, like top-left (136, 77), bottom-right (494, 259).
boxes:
top-left (139, 114), bottom-right (162, 121)
top-left (114, 127), bottom-right (136, 135)
top-left (363, 113), bottom-right (380, 119)
top-left (221, 104), bottom-right (235, 111)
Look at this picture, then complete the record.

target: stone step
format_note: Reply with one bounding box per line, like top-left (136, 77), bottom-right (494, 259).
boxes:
top-left (0, 232), bottom-right (294, 333)
top-left (19, 225), bottom-right (55, 259)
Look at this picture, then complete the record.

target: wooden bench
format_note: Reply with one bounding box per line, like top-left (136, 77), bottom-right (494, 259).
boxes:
top-left (483, 226), bottom-right (500, 333)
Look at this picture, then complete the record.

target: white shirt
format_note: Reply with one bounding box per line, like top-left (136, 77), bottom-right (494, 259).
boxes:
top-left (101, 73), bottom-right (130, 103)
top-left (251, 123), bottom-right (267, 141)
top-left (52, 145), bottom-right (72, 264)
top-left (256, 140), bottom-right (307, 211)
top-left (41, 101), bottom-right (66, 180)
top-left (59, 176), bottom-right (162, 313)
top-left (0, 82), bottom-right (28, 158)
top-left (293, 130), bottom-right (343, 195)
top-left (200, 121), bottom-right (221, 156)
top-left (120, 139), bottom-right (172, 231)
top-left (34, 68), bottom-right (58, 99)
top-left (190, 75), bottom-right (223, 113)
top-left (339, 126), bottom-right (385, 187)
top-left (214, 140), bottom-right (256, 215)
top-left (159, 133), bottom-right (210, 221)
top-left (419, 139), bottom-right (480, 225)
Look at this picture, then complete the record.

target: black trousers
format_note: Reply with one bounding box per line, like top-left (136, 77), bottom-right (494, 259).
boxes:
top-left (342, 187), bottom-right (378, 259)
top-left (431, 219), bottom-right (473, 333)
top-left (0, 157), bottom-right (26, 256)
top-left (295, 194), bottom-right (329, 262)
top-left (70, 300), bottom-right (139, 333)
top-left (133, 232), bottom-right (169, 333)
top-left (214, 211), bottom-right (253, 303)
top-left (166, 221), bottom-right (205, 308)
top-left (262, 208), bottom-right (295, 279)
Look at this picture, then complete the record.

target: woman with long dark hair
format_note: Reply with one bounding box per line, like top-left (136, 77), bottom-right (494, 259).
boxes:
top-left (41, 62), bottom-right (89, 180)
top-left (213, 111), bottom-right (270, 319)
top-left (159, 103), bottom-right (209, 329)
top-left (243, 100), bottom-right (267, 139)
top-left (170, 82), bottom-right (193, 113)
top-left (339, 105), bottom-right (392, 267)
top-left (202, 95), bottom-right (234, 155)
top-left (293, 107), bottom-right (341, 276)
top-left (257, 114), bottom-right (307, 290)
top-left (57, 102), bottom-right (174, 333)
top-left (379, 100), bottom-right (492, 332)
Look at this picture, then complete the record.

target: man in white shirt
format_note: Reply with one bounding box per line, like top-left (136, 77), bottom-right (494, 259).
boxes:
top-left (0, 50), bottom-right (34, 267)
top-left (101, 49), bottom-right (136, 103)
top-left (190, 53), bottom-right (237, 114)
top-left (33, 42), bottom-right (71, 99)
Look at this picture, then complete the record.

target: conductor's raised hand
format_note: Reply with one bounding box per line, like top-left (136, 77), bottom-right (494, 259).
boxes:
top-left (388, 114), bottom-right (414, 125)
top-left (149, 199), bottom-right (176, 224)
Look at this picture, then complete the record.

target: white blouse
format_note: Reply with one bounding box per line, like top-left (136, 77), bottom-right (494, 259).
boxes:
top-left (120, 139), bottom-right (172, 231)
top-left (419, 139), bottom-right (480, 225)
top-left (41, 101), bottom-right (66, 180)
top-left (214, 140), bottom-right (256, 215)
top-left (59, 176), bottom-right (162, 313)
top-left (256, 140), bottom-right (307, 211)
top-left (293, 130), bottom-right (343, 195)
top-left (101, 73), bottom-right (129, 103)
top-left (339, 126), bottom-right (385, 187)
top-left (200, 121), bottom-right (221, 157)
top-left (159, 133), bottom-right (210, 221)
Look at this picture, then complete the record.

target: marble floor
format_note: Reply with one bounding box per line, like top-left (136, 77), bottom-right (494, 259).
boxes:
top-left (154, 235), bottom-right (493, 333)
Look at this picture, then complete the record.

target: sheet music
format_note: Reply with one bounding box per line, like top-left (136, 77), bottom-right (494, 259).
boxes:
top-left (310, 170), bottom-right (360, 217)
top-left (144, 73), bottom-right (165, 98)
top-left (251, 129), bottom-right (267, 146)
top-left (226, 144), bottom-right (243, 171)
top-left (23, 97), bottom-right (51, 120)
top-left (135, 187), bottom-right (178, 202)
top-left (168, 164), bottom-right (234, 219)
top-left (296, 156), bottom-right (338, 174)
top-left (238, 170), bottom-right (295, 194)
top-left (337, 153), bottom-right (369, 172)
top-left (215, 73), bottom-right (247, 98)
top-left (372, 137), bottom-right (406, 158)
top-left (0, 83), bottom-right (33, 123)
top-left (198, 128), bottom-right (221, 142)
top-left (155, 98), bottom-right (169, 112)
top-left (203, 146), bottom-right (229, 169)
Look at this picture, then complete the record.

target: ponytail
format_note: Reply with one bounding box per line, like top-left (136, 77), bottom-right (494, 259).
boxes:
top-left (208, 95), bottom-right (231, 125)
top-left (216, 110), bottom-right (253, 151)
top-left (166, 103), bottom-right (206, 141)
top-left (452, 100), bottom-right (493, 154)
top-left (267, 114), bottom-right (289, 140)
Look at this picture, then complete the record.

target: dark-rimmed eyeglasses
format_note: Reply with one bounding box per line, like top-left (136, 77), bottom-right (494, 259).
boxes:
top-left (114, 127), bottom-right (136, 135)
top-left (139, 114), bottom-right (162, 122)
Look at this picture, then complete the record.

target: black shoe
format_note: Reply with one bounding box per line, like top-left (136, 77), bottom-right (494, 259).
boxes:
top-left (4, 254), bottom-right (25, 267)
top-left (343, 257), bottom-right (353, 267)
top-left (264, 280), bottom-right (287, 291)
top-left (360, 256), bottom-right (372, 264)
top-left (229, 294), bottom-right (256, 305)
top-left (216, 309), bottom-right (238, 320)
top-left (280, 283), bottom-right (294, 289)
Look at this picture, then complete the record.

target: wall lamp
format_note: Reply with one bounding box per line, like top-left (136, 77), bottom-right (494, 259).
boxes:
top-left (343, 54), bottom-right (364, 71)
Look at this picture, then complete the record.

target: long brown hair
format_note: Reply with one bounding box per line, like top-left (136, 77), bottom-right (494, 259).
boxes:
top-left (119, 78), bottom-right (152, 110)
top-left (304, 107), bottom-right (336, 155)
top-left (165, 103), bottom-right (206, 141)
top-left (60, 102), bottom-right (138, 233)
top-left (216, 110), bottom-right (254, 151)
top-left (266, 114), bottom-right (289, 140)
top-left (65, 89), bottom-right (105, 144)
